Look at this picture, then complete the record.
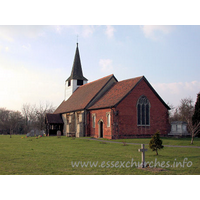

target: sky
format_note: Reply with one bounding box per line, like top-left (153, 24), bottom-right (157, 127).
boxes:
top-left (1, 1), bottom-right (199, 196)
top-left (1, 25), bottom-right (200, 111)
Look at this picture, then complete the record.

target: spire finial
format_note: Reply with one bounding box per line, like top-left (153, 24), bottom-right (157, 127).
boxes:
top-left (77, 35), bottom-right (78, 46)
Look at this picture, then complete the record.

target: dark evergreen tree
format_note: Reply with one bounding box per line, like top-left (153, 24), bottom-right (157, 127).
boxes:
top-left (149, 131), bottom-right (164, 155)
top-left (192, 93), bottom-right (200, 137)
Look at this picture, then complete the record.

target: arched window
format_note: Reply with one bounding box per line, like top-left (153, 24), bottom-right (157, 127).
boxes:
top-left (106, 113), bottom-right (111, 127)
top-left (137, 96), bottom-right (150, 126)
top-left (92, 114), bottom-right (96, 128)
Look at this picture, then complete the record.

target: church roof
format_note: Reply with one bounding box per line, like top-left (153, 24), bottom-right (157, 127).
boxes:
top-left (66, 43), bottom-right (88, 81)
top-left (54, 74), bottom-right (115, 114)
top-left (88, 76), bottom-right (170, 110)
top-left (45, 113), bottom-right (63, 124)
top-left (88, 76), bottom-right (143, 110)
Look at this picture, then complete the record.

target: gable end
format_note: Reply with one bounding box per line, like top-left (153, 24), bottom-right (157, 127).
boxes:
top-left (141, 76), bottom-right (170, 110)
top-left (113, 76), bottom-right (144, 108)
top-left (86, 75), bottom-right (118, 109)
top-left (114, 76), bottom-right (170, 110)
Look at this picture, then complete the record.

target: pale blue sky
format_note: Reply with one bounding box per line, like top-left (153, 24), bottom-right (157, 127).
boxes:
top-left (1, 25), bottom-right (200, 111)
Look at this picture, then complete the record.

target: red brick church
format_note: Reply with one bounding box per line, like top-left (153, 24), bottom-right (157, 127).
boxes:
top-left (45, 43), bottom-right (170, 139)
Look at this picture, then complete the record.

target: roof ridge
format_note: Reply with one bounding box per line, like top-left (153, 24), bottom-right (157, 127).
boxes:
top-left (54, 74), bottom-right (117, 114)
top-left (79, 74), bottom-right (114, 88)
top-left (117, 76), bottom-right (143, 83)
top-left (88, 76), bottom-right (144, 110)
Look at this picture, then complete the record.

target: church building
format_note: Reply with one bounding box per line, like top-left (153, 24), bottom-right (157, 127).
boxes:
top-left (45, 43), bottom-right (170, 139)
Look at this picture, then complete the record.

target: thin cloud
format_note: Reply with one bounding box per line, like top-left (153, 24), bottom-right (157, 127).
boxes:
top-left (99, 59), bottom-right (114, 73)
top-left (62, 25), bottom-right (96, 38)
top-left (54, 25), bottom-right (63, 34)
top-left (141, 25), bottom-right (174, 40)
top-left (48, 25), bottom-right (114, 39)
top-left (105, 25), bottom-right (115, 38)
top-left (82, 25), bottom-right (95, 37)
top-left (22, 44), bottom-right (31, 50)
top-left (152, 81), bottom-right (200, 107)
top-left (0, 25), bottom-right (47, 42)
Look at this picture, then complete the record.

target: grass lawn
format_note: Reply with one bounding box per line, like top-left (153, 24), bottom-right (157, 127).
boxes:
top-left (109, 137), bottom-right (200, 146)
top-left (0, 135), bottom-right (200, 175)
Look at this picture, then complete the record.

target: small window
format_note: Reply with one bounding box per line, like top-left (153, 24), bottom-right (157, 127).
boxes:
top-left (68, 80), bottom-right (71, 87)
top-left (78, 113), bottom-right (82, 123)
top-left (77, 80), bottom-right (83, 85)
top-left (107, 113), bottom-right (111, 127)
top-left (69, 115), bottom-right (72, 123)
top-left (92, 114), bottom-right (96, 128)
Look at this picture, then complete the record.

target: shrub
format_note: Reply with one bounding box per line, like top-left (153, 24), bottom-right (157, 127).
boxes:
top-left (149, 130), bottom-right (164, 155)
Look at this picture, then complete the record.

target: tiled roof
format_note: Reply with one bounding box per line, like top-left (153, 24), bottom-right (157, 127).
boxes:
top-left (46, 114), bottom-right (63, 124)
top-left (88, 76), bottom-right (143, 110)
top-left (66, 43), bottom-right (88, 81)
top-left (54, 74), bottom-right (115, 114)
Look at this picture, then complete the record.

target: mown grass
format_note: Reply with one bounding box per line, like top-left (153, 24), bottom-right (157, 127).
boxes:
top-left (108, 137), bottom-right (200, 146)
top-left (0, 135), bottom-right (200, 175)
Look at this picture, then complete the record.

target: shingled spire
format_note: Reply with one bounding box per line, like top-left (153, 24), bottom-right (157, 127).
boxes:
top-left (66, 43), bottom-right (88, 81)
top-left (64, 43), bottom-right (88, 101)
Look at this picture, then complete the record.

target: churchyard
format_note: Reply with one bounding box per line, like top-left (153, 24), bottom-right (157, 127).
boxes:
top-left (0, 135), bottom-right (200, 175)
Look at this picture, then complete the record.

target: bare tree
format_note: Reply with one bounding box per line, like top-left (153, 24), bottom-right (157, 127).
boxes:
top-left (34, 102), bottom-right (55, 131)
top-left (8, 111), bottom-right (23, 137)
top-left (169, 97), bottom-right (194, 122)
top-left (0, 108), bottom-right (10, 134)
top-left (21, 102), bottom-right (55, 132)
top-left (186, 119), bottom-right (200, 144)
top-left (22, 103), bottom-right (31, 133)
top-left (0, 108), bottom-right (23, 137)
top-left (169, 97), bottom-right (197, 144)
top-left (178, 98), bottom-right (194, 122)
top-left (0, 102), bottom-right (55, 136)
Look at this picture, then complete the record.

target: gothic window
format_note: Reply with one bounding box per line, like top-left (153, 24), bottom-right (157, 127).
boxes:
top-left (106, 113), bottom-right (111, 127)
top-left (68, 80), bottom-right (71, 87)
top-left (137, 96), bottom-right (150, 126)
top-left (92, 114), bottom-right (96, 128)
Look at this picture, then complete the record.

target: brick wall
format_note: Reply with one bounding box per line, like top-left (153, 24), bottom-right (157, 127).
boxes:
top-left (89, 108), bottom-right (112, 139)
top-left (114, 79), bottom-right (170, 138)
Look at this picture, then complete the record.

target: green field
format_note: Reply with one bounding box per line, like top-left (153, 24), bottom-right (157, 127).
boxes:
top-left (110, 137), bottom-right (200, 146)
top-left (0, 135), bottom-right (200, 175)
